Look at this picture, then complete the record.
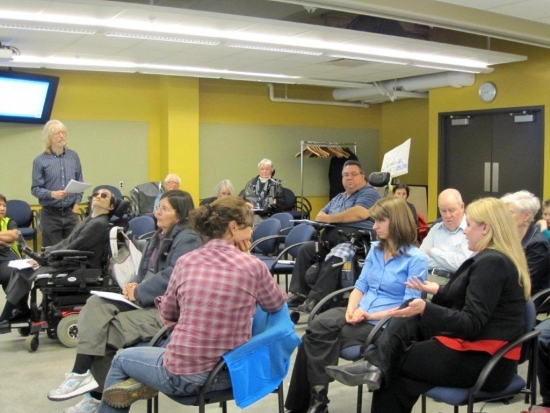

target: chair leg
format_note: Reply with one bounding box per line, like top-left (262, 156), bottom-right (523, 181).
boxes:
top-left (277, 384), bottom-right (284, 413)
top-left (421, 395), bottom-right (426, 413)
top-left (356, 384), bottom-right (362, 413)
top-left (221, 401), bottom-right (227, 413)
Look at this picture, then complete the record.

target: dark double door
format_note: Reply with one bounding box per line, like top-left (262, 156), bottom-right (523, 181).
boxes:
top-left (439, 107), bottom-right (544, 206)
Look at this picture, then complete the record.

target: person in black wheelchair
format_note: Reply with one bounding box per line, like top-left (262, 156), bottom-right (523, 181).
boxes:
top-left (285, 197), bottom-right (428, 413)
top-left (287, 161), bottom-right (381, 313)
top-left (48, 190), bottom-right (202, 413)
top-left (0, 188), bottom-right (117, 333)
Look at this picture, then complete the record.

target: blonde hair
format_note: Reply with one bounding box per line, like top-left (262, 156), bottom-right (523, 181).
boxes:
top-left (42, 120), bottom-right (67, 153)
top-left (466, 197), bottom-right (531, 300)
top-left (369, 196), bottom-right (417, 257)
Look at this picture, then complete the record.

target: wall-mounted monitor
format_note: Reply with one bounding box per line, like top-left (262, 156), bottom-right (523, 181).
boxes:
top-left (0, 70), bottom-right (59, 124)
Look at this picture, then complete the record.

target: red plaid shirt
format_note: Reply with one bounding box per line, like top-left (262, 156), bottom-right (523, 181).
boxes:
top-left (156, 238), bottom-right (287, 375)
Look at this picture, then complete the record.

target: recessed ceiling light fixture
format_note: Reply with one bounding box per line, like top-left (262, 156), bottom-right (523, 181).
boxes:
top-left (227, 44), bottom-right (323, 56)
top-left (413, 64), bottom-right (487, 74)
top-left (0, 9), bottom-right (492, 72)
top-left (0, 23), bottom-right (95, 34)
top-left (105, 32), bottom-right (219, 45)
top-left (12, 55), bottom-right (300, 80)
top-left (328, 54), bottom-right (407, 65)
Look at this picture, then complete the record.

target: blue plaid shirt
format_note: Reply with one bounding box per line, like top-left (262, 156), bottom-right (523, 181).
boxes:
top-left (31, 148), bottom-right (83, 207)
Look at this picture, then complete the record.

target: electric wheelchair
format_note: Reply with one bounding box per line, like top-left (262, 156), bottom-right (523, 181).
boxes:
top-left (8, 199), bottom-right (129, 352)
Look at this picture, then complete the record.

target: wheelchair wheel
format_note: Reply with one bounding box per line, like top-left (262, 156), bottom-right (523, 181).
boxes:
top-left (56, 314), bottom-right (79, 348)
top-left (18, 327), bottom-right (31, 337)
top-left (25, 334), bottom-right (39, 352)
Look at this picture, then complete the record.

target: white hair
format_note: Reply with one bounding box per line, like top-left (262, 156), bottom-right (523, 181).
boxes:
top-left (501, 190), bottom-right (541, 222)
top-left (258, 159), bottom-right (273, 169)
top-left (164, 174), bottom-right (182, 185)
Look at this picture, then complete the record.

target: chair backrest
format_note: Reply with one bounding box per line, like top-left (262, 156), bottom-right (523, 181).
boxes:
top-left (129, 181), bottom-right (163, 217)
top-left (282, 188), bottom-right (297, 211)
top-left (270, 212), bottom-right (293, 233)
top-left (285, 223), bottom-right (316, 258)
top-left (128, 215), bottom-right (156, 240)
top-left (251, 218), bottom-right (281, 254)
top-left (5, 199), bottom-right (33, 227)
top-left (520, 299), bottom-right (537, 362)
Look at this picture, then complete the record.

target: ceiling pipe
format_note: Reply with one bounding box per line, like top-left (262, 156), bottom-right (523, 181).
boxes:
top-left (267, 83), bottom-right (369, 108)
top-left (333, 72), bottom-right (476, 101)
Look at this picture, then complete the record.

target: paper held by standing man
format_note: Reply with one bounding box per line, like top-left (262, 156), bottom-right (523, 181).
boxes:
top-left (64, 179), bottom-right (92, 193)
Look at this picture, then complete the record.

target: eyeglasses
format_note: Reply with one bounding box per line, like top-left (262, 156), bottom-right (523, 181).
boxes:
top-left (165, 181), bottom-right (179, 186)
top-left (342, 172), bottom-right (363, 178)
top-left (92, 192), bottom-right (109, 199)
top-left (53, 131), bottom-right (66, 136)
top-left (156, 206), bottom-right (175, 213)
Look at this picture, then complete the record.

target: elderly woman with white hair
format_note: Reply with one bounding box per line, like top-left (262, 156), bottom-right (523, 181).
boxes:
top-left (240, 158), bottom-right (286, 220)
top-left (200, 179), bottom-right (236, 206)
top-left (501, 190), bottom-right (550, 294)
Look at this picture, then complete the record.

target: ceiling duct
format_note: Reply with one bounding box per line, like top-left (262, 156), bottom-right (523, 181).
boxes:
top-left (333, 72), bottom-right (476, 102)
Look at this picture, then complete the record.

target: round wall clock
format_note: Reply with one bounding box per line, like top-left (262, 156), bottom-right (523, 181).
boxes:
top-left (479, 81), bottom-right (497, 103)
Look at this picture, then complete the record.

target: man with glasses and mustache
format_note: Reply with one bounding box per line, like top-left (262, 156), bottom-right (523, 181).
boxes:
top-left (32, 120), bottom-right (84, 247)
top-left (288, 160), bottom-right (381, 313)
top-left (0, 188), bottom-right (116, 332)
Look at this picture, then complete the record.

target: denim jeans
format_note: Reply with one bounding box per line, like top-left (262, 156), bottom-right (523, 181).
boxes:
top-left (97, 347), bottom-right (231, 413)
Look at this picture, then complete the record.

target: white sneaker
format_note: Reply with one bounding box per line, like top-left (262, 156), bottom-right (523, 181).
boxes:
top-left (48, 370), bottom-right (99, 401)
top-left (64, 394), bottom-right (100, 413)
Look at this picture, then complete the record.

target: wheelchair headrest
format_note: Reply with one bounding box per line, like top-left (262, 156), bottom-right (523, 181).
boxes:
top-left (112, 198), bottom-right (130, 218)
top-left (368, 172), bottom-right (391, 187)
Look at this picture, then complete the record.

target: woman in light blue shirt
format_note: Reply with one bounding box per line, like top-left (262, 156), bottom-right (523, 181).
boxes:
top-left (284, 196), bottom-right (428, 413)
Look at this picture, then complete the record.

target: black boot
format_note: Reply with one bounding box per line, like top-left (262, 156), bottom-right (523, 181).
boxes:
top-left (0, 301), bottom-right (17, 322)
top-left (0, 320), bottom-right (11, 334)
top-left (297, 298), bottom-right (318, 314)
top-left (325, 360), bottom-right (383, 390)
top-left (306, 384), bottom-right (329, 413)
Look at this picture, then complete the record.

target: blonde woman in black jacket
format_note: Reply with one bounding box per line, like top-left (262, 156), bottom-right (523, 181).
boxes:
top-left (327, 197), bottom-right (530, 413)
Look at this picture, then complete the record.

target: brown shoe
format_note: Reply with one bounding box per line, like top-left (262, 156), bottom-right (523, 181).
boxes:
top-left (103, 378), bottom-right (158, 408)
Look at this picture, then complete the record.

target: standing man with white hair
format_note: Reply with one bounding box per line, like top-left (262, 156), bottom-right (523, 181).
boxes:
top-left (240, 158), bottom-right (286, 220)
top-left (32, 120), bottom-right (83, 247)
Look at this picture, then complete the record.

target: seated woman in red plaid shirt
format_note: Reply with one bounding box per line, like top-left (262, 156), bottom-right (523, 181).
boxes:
top-left (97, 196), bottom-right (288, 413)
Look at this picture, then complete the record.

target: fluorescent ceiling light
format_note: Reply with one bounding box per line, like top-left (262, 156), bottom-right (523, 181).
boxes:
top-left (105, 32), bottom-right (219, 45)
top-left (328, 54), bottom-right (407, 65)
top-left (0, 10), bottom-right (491, 71)
top-left (13, 55), bottom-right (299, 80)
top-left (413, 64), bottom-right (485, 74)
top-left (227, 44), bottom-right (323, 56)
top-left (140, 71), bottom-right (220, 78)
top-left (0, 23), bottom-right (95, 34)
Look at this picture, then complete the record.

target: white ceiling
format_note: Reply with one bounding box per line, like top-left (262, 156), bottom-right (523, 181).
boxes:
top-left (0, 0), bottom-right (545, 102)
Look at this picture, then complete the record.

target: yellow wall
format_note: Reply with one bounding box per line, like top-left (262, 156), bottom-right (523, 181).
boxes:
top-left (21, 38), bottom-right (550, 220)
top-left (24, 71), bottom-right (383, 209)
top-left (199, 80), bottom-right (382, 216)
top-left (380, 99), bottom-right (429, 185)
top-left (427, 41), bottom-right (550, 220)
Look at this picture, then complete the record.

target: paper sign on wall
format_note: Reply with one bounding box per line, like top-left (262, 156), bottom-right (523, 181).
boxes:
top-left (381, 138), bottom-right (411, 178)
